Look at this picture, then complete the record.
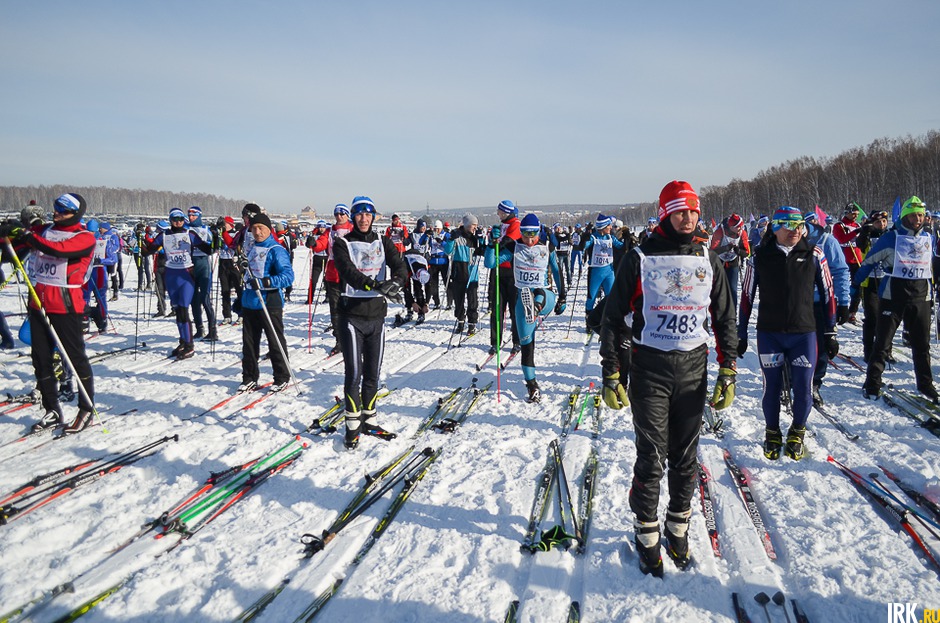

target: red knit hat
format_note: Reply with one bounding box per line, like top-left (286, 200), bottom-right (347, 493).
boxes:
top-left (658, 180), bottom-right (700, 221)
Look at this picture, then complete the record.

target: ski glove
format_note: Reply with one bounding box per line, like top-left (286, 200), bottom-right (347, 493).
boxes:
top-left (602, 372), bottom-right (629, 410)
top-left (0, 219), bottom-right (24, 240)
top-left (490, 224), bottom-right (502, 244)
top-left (737, 331), bottom-right (748, 357)
top-left (375, 280), bottom-right (404, 304)
top-left (709, 366), bottom-right (736, 411)
top-left (825, 333), bottom-right (839, 359)
top-left (836, 305), bottom-right (851, 325)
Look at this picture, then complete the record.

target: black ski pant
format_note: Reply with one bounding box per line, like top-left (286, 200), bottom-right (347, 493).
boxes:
top-left (241, 299), bottom-right (290, 386)
top-left (861, 280), bottom-right (883, 361)
top-left (338, 314), bottom-right (385, 415)
top-left (134, 253), bottom-right (152, 289)
top-left (449, 276), bottom-right (479, 325)
top-left (489, 267), bottom-right (519, 349)
top-left (428, 263), bottom-right (448, 307)
top-left (191, 256), bottom-right (216, 330)
top-left (848, 264), bottom-right (862, 315)
top-left (865, 298), bottom-right (933, 394)
top-left (627, 344), bottom-right (706, 523)
top-left (325, 280), bottom-right (342, 339)
top-left (219, 258), bottom-right (242, 320)
top-left (306, 255), bottom-right (327, 305)
top-left (812, 302), bottom-right (830, 388)
top-left (556, 251), bottom-right (570, 293)
top-left (403, 278), bottom-right (427, 312)
top-left (30, 309), bottom-right (94, 414)
top-left (154, 265), bottom-right (168, 315)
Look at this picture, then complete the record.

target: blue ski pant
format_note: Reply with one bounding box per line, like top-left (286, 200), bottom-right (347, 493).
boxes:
top-left (757, 331), bottom-right (816, 430)
top-left (585, 265), bottom-right (614, 312)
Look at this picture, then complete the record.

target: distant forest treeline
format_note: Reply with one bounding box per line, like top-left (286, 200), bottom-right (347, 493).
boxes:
top-left (3, 130), bottom-right (938, 227)
top-left (0, 185), bottom-right (248, 218)
top-left (608, 130), bottom-right (940, 228)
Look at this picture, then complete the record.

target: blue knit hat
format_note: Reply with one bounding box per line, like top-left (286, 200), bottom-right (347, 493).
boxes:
top-left (188, 206), bottom-right (202, 217)
top-left (520, 213), bottom-right (541, 234)
top-left (169, 208), bottom-right (186, 220)
top-left (497, 200), bottom-right (517, 216)
top-left (595, 213), bottom-right (613, 229)
top-left (351, 196), bottom-right (376, 215)
top-left (333, 203), bottom-right (350, 216)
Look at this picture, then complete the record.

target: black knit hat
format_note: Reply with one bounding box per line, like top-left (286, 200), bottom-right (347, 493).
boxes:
top-left (249, 213), bottom-right (273, 230)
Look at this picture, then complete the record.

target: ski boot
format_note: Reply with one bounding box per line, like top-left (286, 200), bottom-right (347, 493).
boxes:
top-left (763, 427), bottom-right (783, 460)
top-left (176, 342), bottom-right (195, 360)
top-left (329, 344), bottom-right (342, 357)
top-left (510, 344), bottom-right (521, 356)
top-left (194, 325), bottom-right (206, 340)
top-left (525, 379), bottom-right (541, 404)
top-left (361, 410), bottom-right (397, 440)
top-left (416, 314), bottom-right (425, 325)
top-left (58, 382), bottom-right (75, 403)
top-left (344, 412), bottom-right (361, 450)
top-left (467, 323), bottom-right (476, 336)
top-left (664, 510), bottom-right (692, 570)
top-left (784, 426), bottom-right (806, 460)
top-left (634, 520), bottom-right (664, 578)
top-left (811, 384), bottom-right (824, 408)
top-left (62, 409), bottom-right (94, 435)
top-left (455, 321), bottom-right (465, 334)
top-left (170, 341), bottom-right (186, 358)
top-left (31, 408), bottom-right (64, 433)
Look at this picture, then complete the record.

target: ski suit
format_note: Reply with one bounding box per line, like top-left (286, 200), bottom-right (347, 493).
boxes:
top-left (582, 231), bottom-right (623, 313)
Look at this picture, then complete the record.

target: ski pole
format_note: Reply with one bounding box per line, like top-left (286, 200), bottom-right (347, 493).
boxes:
top-left (495, 239), bottom-right (501, 403)
top-left (565, 266), bottom-right (584, 339)
top-left (2, 240), bottom-right (105, 431)
top-left (308, 267), bottom-right (323, 354)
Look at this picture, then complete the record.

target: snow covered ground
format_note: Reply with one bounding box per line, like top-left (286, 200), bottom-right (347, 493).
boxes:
top-left (1, 246), bottom-right (940, 623)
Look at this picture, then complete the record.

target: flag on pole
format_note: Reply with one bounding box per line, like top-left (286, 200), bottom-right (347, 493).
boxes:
top-left (814, 205), bottom-right (828, 227)
top-left (853, 202), bottom-right (867, 224)
top-left (710, 217), bottom-right (716, 230)
top-left (892, 196), bottom-right (902, 222)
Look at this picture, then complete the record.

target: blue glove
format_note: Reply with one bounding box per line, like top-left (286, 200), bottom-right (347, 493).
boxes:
top-left (490, 225), bottom-right (502, 244)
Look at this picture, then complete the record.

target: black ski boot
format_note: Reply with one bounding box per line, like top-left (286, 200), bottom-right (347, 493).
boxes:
top-left (62, 409), bottom-right (93, 435)
top-left (171, 341), bottom-right (186, 358)
top-left (811, 384), bottom-right (824, 408)
top-left (467, 323), bottom-right (476, 336)
top-left (634, 520), bottom-right (664, 578)
top-left (176, 342), bottom-right (195, 360)
top-left (525, 379), bottom-right (541, 404)
top-left (763, 427), bottom-right (783, 460)
top-left (455, 321), bottom-right (465, 334)
top-left (664, 510), bottom-right (692, 570)
top-left (361, 410), bottom-right (398, 440)
top-left (785, 426), bottom-right (806, 460)
top-left (31, 408), bottom-right (64, 433)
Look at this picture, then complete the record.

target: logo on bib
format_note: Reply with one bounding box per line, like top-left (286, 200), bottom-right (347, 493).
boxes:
top-left (664, 267), bottom-right (694, 301)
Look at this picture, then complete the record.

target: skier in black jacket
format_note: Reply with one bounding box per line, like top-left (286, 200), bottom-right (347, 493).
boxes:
top-left (599, 181), bottom-right (738, 577)
top-left (332, 196), bottom-right (408, 450)
top-left (738, 206), bottom-right (837, 461)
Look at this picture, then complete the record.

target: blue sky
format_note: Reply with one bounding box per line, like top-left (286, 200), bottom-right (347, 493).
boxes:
top-left (2, 1), bottom-right (938, 214)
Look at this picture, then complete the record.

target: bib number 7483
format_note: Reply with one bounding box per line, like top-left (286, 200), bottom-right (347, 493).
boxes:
top-left (656, 313), bottom-right (698, 335)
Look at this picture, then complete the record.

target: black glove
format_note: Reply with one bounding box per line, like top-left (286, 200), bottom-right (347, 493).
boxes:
top-left (248, 278), bottom-right (262, 290)
top-left (836, 305), bottom-right (851, 325)
top-left (0, 219), bottom-right (24, 239)
top-left (825, 333), bottom-right (839, 359)
top-left (376, 280), bottom-right (403, 304)
top-left (737, 331), bottom-right (748, 357)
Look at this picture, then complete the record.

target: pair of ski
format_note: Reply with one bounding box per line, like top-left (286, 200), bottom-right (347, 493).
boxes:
top-left (186, 382), bottom-right (283, 421)
top-left (86, 341), bottom-right (149, 364)
top-left (304, 388), bottom-right (396, 439)
top-left (829, 455), bottom-right (940, 578)
top-left (413, 381), bottom-right (491, 437)
top-left (695, 446), bottom-right (777, 563)
top-left (3, 437), bottom-right (306, 623)
top-left (731, 590), bottom-right (810, 623)
top-left (0, 434), bottom-right (178, 526)
top-left (883, 385), bottom-right (940, 436)
top-left (235, 445), bottom-right (441, 622)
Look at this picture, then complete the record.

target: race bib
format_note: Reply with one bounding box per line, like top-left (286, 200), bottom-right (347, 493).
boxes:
top-left (636, 250), bottom-right (712, 352)
top-left (590, 237), bottom-right (613, 267)
top-left (164, 233), bottom-right (193, 270)
top-left (893, 234), bottom-right (932, 280)
top-left (513, 243), bottom-right (550, 288)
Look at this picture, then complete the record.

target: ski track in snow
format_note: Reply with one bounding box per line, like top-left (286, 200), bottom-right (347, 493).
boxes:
top-left (1, 247), bottom-right (939, 622)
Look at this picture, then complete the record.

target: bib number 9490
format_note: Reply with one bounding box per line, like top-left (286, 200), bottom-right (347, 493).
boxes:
top-left (656, 313), bottom-right (698, 335)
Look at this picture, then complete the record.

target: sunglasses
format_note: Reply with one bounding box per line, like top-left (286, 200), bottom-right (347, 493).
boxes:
top-left (773, 219), bottom-right (804, 232)
top-left (170, 217), bottom-right (186, 221)
top-left (520, 230), bottom-right (539, 238)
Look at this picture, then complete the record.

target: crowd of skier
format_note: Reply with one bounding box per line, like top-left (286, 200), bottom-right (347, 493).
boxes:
top-left (0, 183), bottom-right (937, 577)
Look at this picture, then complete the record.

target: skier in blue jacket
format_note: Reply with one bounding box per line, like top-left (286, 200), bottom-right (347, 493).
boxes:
top-left (238, 213), bottom-right (295, 394)
top-left (582, 213), bottom-right (624, 328)
top-left (855, 196), bottom-right (937, 402)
